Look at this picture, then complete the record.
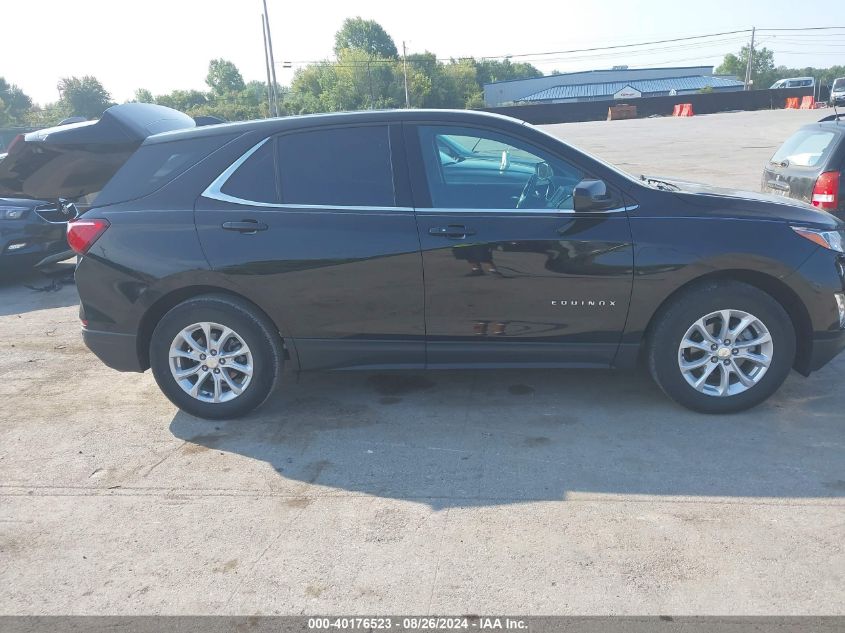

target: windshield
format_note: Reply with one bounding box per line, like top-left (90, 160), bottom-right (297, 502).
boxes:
top-left (833, 78), bottom-right (845, 91)
top-left (770, 129), bottom-right (836, 168)
top-left (531, 124), bottom-right (643, 186)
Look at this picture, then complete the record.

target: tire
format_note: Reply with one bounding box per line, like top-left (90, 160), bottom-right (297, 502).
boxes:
top-left (647, 281), bottom-right (796, 414)
top-left (149, 294), bottom-right (283, 419)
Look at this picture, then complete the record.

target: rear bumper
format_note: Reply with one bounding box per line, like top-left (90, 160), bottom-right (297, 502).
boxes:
top-left (82, 328), bottom-right (144, 372)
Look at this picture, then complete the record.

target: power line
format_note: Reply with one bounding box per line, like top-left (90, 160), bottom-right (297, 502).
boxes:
top-left (276, 25), bottom-right (845, 73)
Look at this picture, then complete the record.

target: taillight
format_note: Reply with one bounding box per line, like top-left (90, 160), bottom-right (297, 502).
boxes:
top-left (5, 134), bottom-right (24, 155)
top-left (812, 171), bottom-right (840, 210)
top-left (67, 218), bottom-right (109, 255)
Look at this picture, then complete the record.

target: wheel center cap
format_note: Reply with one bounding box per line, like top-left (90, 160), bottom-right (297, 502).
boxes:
top-left (717, 347), bottom-right (732, 360)
top-left (206, 357), bottom-right (219, 369)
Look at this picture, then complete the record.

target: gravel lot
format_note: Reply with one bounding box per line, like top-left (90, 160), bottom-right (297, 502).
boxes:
top-left (1, 107), bottom-right (842, 615)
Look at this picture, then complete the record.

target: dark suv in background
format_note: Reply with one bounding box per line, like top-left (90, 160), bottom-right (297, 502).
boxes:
top-left (0, 196), bottom-right (69, 271)
top-left (1, 104), bottom-right (844, 419)
top-left (762, 117), bottom-right (844, 219)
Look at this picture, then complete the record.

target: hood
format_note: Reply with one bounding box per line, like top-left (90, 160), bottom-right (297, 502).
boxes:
top-left (0, 103), bottom-right (195, 201)
top-left (647, 175), bottom-right (842, 229)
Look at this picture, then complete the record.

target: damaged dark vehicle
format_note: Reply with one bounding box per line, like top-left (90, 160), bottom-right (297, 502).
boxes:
top-left (0, 194), bottom-right (70, 272)
top-left (1, 103), bottom-right (843, 419)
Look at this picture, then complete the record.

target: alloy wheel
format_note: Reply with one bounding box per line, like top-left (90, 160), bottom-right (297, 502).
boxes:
top-left (168, 321), bottom-right (253, 403)
top-left (678, 309), bottom-right (774, 397)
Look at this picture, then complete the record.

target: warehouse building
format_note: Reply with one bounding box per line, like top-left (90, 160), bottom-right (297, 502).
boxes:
top-left (483, 66), bottom-right (745, 107)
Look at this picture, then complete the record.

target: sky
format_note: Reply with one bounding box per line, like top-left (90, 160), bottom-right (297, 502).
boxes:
top-left (3, 0), bottom-right (845, 106)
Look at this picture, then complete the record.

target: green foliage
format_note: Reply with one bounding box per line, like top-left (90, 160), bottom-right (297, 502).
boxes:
top-left (334, 17), bottom-right (398, 58)
top-left (474, 58), bottom-right (543, 85)
top-left (716, 45), bottom-right (775, 87)
top-left (716, 46), bottom-right (845, 91)
top-left (134, 88), bottom-right (154, 103)
top-left (206, 59), bottom-right (246, 95)
top-left (0, 77), bottom-right (34, 126)
top-left (24, 103), bottom-right (71, 127)
top-left (284, 20), bottom-right (543, 114)
top-left (155, 89), bottom-right (209, 111)
top-left (57, 75), bottom-right (114, 118)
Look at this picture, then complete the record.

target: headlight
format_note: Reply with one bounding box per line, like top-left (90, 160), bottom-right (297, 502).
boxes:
top-left (0, 206), bottom-right (27, 220)
top-left (792, 226), bottom-right (845, 253)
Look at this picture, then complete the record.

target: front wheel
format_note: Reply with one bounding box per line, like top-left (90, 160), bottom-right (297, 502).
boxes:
top-left (150, 294), bottom-right (283, 419)
top-left (648, 281), bottom-right (796, 413)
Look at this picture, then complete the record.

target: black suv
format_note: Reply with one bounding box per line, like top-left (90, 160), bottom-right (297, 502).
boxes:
top-left (1, 104), bottom-right (844, 419)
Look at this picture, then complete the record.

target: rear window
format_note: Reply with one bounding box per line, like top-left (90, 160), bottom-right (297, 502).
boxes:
top-left (276, 126), bottom-right (394, 207)
top-left (770, 129), bottom-right (837, 168)
top-left (95, 133), bottom-right (237, 206)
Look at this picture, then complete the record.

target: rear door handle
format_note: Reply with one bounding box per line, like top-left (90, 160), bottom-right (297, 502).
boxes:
top-left (222, 220), bottom-right (268, 233)
top-left (429, 225), bottom-right (476, 239)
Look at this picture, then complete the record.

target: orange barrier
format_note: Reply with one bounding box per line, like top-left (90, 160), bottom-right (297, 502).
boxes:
top-left (799, 96), bottom-right (815, 109)
top-left (785, 97), bottom-right (800, 109)
top-left (672, 103), bottom-right (694, 117)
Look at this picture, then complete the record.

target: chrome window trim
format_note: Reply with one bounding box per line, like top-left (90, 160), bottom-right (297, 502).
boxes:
top-left (202, 138), bottom-right (271, 206)
top-left (416, 204), bottom-right (637, 215)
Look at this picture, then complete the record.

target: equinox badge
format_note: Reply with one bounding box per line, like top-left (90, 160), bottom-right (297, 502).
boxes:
top-left (551, 300), bottom-right (617, 307)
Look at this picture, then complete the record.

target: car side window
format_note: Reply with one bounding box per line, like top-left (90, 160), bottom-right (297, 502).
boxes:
top-left (417, 125), bottom-right (584, 210)
top-left (276, 125), bottom-right (395, 207)
top-left (220, 139), bottom-right (278, 204)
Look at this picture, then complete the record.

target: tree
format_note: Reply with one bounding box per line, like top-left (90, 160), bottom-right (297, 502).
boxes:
top-left (206, 59), bottom-right (245, 95)
top-left (0, 77), bottom-right (34, 125)
top-left (134, 88), bottom-right (154, 103)
top-left (334, 17), bottom-right (398, 59)
top-left (155, 89), bottom-right (208, 111)
top-left (716, 46), bottom-right (776, 88)
top-left (57, 76), bottom-right (113, 118)
top-left (474, 58), bottom-right (543, 86)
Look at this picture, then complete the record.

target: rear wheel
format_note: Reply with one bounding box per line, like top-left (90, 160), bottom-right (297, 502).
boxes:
top-left (150, 294), bottom-right (283, 419)
top-left (648, 281), bottom-right (795, 413)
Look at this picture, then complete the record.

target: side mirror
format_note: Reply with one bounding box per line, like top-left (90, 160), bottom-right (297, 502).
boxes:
top-left (573, 179), bottom-right (616, 212)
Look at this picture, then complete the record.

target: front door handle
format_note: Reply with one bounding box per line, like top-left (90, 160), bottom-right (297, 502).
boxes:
top-left (429, 225), bottom-right (476, 239)
top-left (222, 220), bottom-right (268, 233)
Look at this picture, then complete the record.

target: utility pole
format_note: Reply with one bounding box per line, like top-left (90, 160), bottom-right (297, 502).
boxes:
top-left (262, 0), bottom-right (280, 116)
top-left (261, 14), bottom-right (274, 117)
top-left (402, 41), bottom-right (410, 108)
top-left (744, 26), bottom-right (756, 91)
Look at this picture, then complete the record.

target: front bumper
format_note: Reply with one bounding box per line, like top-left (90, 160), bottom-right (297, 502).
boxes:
top-left (82, 328), bottom-right (145, 372)
top-left (807, 329), bottom-right (845, 372)
top-left (0, 217), bottom-right (67, 270)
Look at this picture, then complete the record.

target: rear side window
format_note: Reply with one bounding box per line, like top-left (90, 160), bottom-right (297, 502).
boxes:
top-left (96, 133), bottom-right (237, 205)
top-left (771, 129), bottom-right (837, 168)
top-left (220, 140), bottom-right (278, 203)
top-left (276, 126), bottom-right (394, 207)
